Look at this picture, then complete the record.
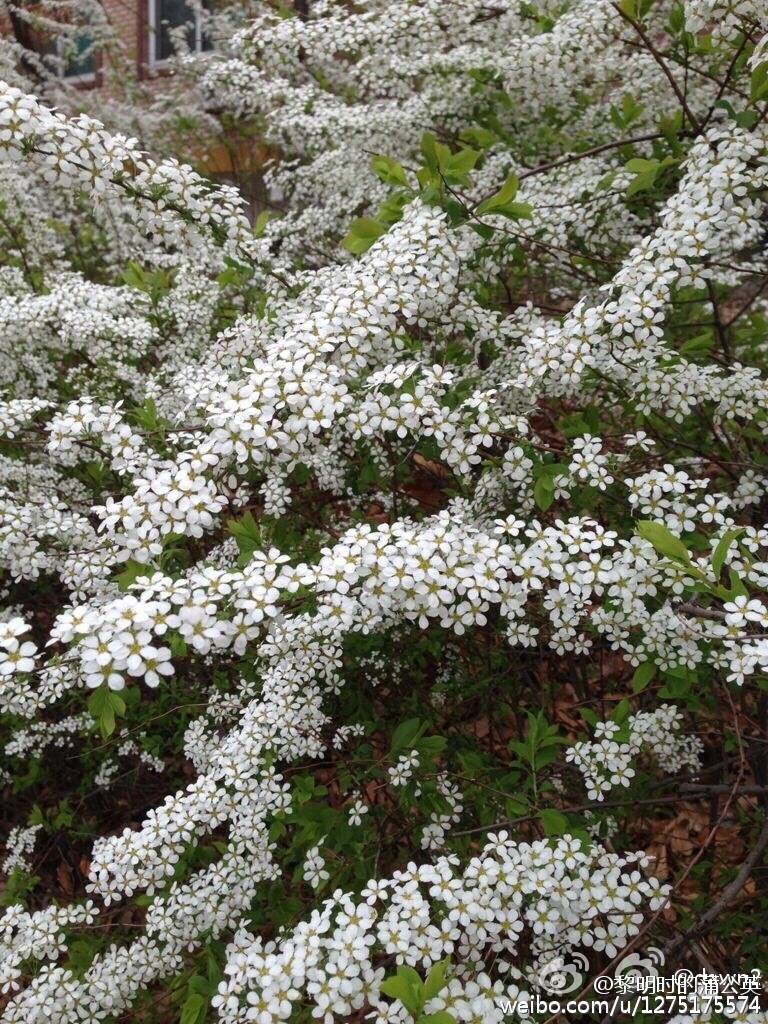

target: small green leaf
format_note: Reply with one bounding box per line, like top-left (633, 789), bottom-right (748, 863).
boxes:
top-left (712, 528), bottom-right (744, 578)
top-left (581, 707), bottom-right (598, 728)
top-left (539, 809), bottom-right (569, 837)
top-left (625, 158), bottom-right (660, 197)
top-left (476, 173), bottom-right (519, 215)
top-left (180, 992), bottom-right (207, 1024)
top-left (680, 333), bottom-right (714, 356)
top-left (168, 633), bottom-right (187, 658)
top-left (632, 661), bottom-right (655, 693)
top-left (423, 959), bottom-right (451, 1001)
top-left (342, 217), bottom-right (387, 254)
top-left (417, 735), bottom-right (447, 758)
top-left (612, 698), bottom-right (631, 723)
top-left (114, 559), bottom-right (147, 592)
top-left (726, 567), bottom-right (749, 600)
top-left (637, 521), bottom-right (691, 564)
top-left (533, 475), bottom-right (555, 511)
top-left (254, 210), bottom-right (273, 237)
top-left (668, 3), bottom-right (684, 33)
top-left (750, 63), bottom-right (768, 103)
top-left (228, 510), bottom-right (261, 564)
top-left (372, 154), bottom-right (409, 187)
top-left (87, 686), bottom-right (126, 740)
top-left (390, 718), bottom-right (424, 755)
top-left (381, 968), bottom-right (422, 1015)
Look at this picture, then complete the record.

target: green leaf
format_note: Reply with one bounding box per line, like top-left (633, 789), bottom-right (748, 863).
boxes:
top-left (423, 959), bottom-right (451, 1001)
top-left (227, 511), bottom-right (261, 565)
top-left (114, 559), bottom-right (147, 592)
top-left (637, 521), bottom-right (691, 564)
top-left (65, 938), bottom-right (97, 975)
top-left (121, 260), bottom-right (149, 291)
top-left (726, 567), bottom-right (748, 600)
top-left (460, 126), bottom-right (497, 149)
top-left (532, 463), bottom-right (567, 512)
top-left (420, 131), bottom-right (441, 171)
top-left (632, 661), bottom-right (656, 693)
top-left (539, 809), bottom-right (569, 837)
top-left (390, 718), bottom-right (424, 755)
top-left (419, 1014), bottom-right (458, 1024)
top-left (417, 735), bottom-right (447, 758)
top-left (188, 974), bottom-right (212, 997)
top-left (680, 332), bottom-right (714, 356)
top-left (381, 967), bottom-right (423, 1015)
top-left (180, 992), bottom-right (207, 1024)
top-left (168, 633), bottom-right (187, 658)
top-left (132, 398), bottom-right (164, 432)
top-left (618, 0), bottom-right (656, 18)
top-left (533, 475), bottom-right (555, 511)
top-left (87, 686), bottom-right (126, 740)
top-left (496, 200), bottom-right (533, 220)
top-left (612, 698), bottom-right (631, 723)
top-left (750, 63), bottom-right (768, 103)
top-left (625, 157), bottom-right (660, 197)
top-left (254, 210), bottom-right (273, 237)
top-left (668, 3), bottom-right (684, 33)
top-left (342, 217), bottom-right (387, 255)
top-left (712, 528), bottom-right (744, 578)
top-left (442, 147), bottom-right (480, 184)
top-left (372, 154), bottom-right (410, 187)
top-left (477, 173), bottom-right (519, 215)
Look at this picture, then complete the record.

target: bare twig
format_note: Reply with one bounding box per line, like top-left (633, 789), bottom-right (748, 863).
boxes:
top-left (663, 815), bottom-right (768, 958)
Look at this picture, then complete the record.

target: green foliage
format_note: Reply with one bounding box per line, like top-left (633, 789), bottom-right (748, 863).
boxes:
top-left (750, 62), bottom-right (768, 103)
top-left (114, 559), bottom-right (147, 592)
top-left (624, 156), bottom-right (677, 197)
top-left (632, 661), bottom-right (656, 693)
top-left (509, 712), bottom-right (568, 776)
top-left (87, 685), bottom-right (126, 739)
top-left (371, 154), bottom-right (410, 187)
top-left (227, 510), bottom-right (261, 565)
top-left (476, 173), bottom-right (532, 220)
top-left (122, 261), bottom-right (175, 303)
top-left (636, 520), bottom-right (691, 564)
top-left (0, 867), bottom-right (40, 907)
top-left (380, 960), bottom-right (455, 1022)
top-left (533, 462), bottom-right (568, 511)
top-left (342, 217), bottom-right (388, 254)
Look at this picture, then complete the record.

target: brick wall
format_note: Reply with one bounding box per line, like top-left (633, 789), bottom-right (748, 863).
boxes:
top-left (104, 0), bottom-right (142, 70)
top-left (1, 1), bottom-right (273, 200)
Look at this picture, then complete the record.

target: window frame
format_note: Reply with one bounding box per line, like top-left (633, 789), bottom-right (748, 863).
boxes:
top-left (146, 0), bottom-right (207, 71)
top-left (58, 32), bottom-right (97, 85)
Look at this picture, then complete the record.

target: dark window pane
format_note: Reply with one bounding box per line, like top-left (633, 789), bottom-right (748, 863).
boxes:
top-left (155, 0), bottom-right (196, 61)
top-left (63, 34), bottom-right (95, 78)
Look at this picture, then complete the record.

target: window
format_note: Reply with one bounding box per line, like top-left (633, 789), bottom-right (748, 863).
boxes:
top-left (60, 33), bottom-right (96, 82)
top-left (147, 0), bottom-right (211, 67)
top-left (9, 8), bottom-right (96, 85)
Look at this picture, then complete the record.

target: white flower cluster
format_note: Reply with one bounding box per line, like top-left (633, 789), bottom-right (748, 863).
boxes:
top-left (566, 706), bottom-right (704, 801)
top-left (0, 84), bottom-right (258, 257)
top-left (302, 840), bottom-right (330, 890)
top-left (214, 833), bottom-right (668, 1023)
top-left (0, 0), bottom-right (766, 1016)
top-left (1, 824), bottom-right (41, 876)
top-left (93, 732), bottom-right (165, 789)
top-left (0, 900), bottom-right (96, 994)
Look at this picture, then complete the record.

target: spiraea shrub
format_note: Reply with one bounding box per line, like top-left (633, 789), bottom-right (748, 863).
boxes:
top-left (1, 0), bottom-right (768, 1021)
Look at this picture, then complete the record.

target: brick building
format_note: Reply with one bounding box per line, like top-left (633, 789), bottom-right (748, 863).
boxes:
top-left (2, 0), bottom-right (214, 85)
top-left (1, 0), bottom-right (273, 205)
